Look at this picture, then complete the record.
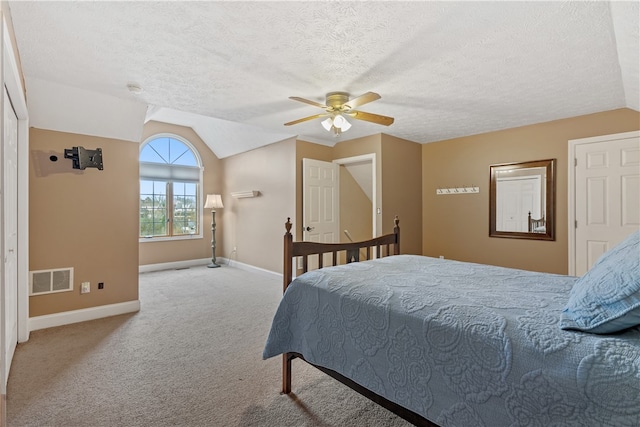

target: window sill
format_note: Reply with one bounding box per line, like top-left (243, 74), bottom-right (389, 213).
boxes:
top-left (139, 234), bottom-right (203, 243)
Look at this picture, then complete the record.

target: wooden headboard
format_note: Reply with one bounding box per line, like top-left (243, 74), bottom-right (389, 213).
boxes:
top-left (282, 216), bottom-right (400, 292)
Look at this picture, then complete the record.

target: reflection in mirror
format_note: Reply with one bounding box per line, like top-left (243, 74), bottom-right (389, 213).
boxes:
top-left (490, 159), bottom-right (556, 240)
top-left (496, 166), bottom-right (546, 232)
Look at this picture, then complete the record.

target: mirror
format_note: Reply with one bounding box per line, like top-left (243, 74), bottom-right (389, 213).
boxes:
top-left (490, 159), bottom-right (556, 240)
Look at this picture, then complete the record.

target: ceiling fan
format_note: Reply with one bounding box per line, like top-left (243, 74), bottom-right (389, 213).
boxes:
top-left (284, 91), bottom-right (394, 136)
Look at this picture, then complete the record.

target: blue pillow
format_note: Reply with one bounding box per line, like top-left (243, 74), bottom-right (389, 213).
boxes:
top-left (560, 231), bottom-right (640, 334)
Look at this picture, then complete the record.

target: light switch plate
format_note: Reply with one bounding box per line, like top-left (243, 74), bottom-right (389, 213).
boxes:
top-left (81, 282), bottom-right (90, 294)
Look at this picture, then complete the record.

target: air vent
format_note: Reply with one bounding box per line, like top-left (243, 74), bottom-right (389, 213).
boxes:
top-left (30, 268), bottom-right (74, 295)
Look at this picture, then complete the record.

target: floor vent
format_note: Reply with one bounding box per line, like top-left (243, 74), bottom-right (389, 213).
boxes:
top-left (30, 268), bottom-right (74, 295)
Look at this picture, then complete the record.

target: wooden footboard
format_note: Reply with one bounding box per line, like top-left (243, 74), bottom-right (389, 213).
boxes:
top-left (282, 216), bottom-right (400, 294)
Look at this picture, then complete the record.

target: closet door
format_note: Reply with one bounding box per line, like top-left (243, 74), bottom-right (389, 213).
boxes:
top-left (571, 132), bottom-right (640, 275)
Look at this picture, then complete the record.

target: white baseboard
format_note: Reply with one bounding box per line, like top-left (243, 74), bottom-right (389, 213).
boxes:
top-left (225, 259), bottom-right (282, 279)
top-left (139, 258), bottom-right (211, 273)
top-left (29, 300), bottom-right (141, 332)
top-left (139, 257), bottom-right (281, 279)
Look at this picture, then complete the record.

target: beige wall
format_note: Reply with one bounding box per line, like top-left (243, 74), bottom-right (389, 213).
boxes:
top-left (29, 129), bottom-right (139, 316)
top-left (381, 134), bottom-right (423, 255)
top-left (222, 138), bottom-right (297, 273)
top-left (339, 165), bottom-right (372, 243)
top-left (138, 122), bottom-right (224, 266)
top-left (422, 108), bottom-right (640, 274)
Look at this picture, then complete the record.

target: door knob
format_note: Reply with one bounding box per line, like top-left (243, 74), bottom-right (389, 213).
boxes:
top-left (305, 226), bottom-right (315, 232)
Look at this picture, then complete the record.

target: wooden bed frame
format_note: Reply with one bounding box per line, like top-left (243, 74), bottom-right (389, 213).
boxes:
top-left (281, 216), bottom-right (438, 427)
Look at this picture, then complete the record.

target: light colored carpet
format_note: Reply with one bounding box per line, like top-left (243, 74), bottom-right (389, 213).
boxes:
top-left (7, 265), bottom-right (412, 426)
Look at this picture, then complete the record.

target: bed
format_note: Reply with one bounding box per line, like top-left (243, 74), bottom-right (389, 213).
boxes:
top-left (263, 218), bottom-right (640, 426)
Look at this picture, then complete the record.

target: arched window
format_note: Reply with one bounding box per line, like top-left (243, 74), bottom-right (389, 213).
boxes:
top-left (139, 135), bottom-right (203, 240)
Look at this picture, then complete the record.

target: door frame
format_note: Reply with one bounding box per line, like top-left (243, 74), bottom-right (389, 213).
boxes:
top-left (2, 15), bottom-right (30, 353)
top-left (567, 130), bottom-right (640, 275)
top-left (334, 153), bottom-right (377, 238)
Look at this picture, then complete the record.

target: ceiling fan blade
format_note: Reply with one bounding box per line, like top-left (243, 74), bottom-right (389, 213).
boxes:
top-left (289, 96), bottom-right (328, 109)
top-left (284, 113), bottom-right (328, 126)
top-left (343, 92), bottom-right (381, 110)
top-left (348, 110), bottom-right (394, 126)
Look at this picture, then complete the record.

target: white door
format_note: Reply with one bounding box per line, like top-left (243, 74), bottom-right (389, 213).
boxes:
top-left (2, 86), bottom-right (18, 389)
top-left (303, 158), bottom-right (339, 268)
top-left (572, 132), bottom-right (640, 275)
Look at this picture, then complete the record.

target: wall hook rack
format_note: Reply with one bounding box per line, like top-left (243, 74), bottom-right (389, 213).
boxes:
top-left (436, 186), bottom-right (479, 195)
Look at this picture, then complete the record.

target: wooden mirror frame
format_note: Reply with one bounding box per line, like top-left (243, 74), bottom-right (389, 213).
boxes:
top-left (489, 158), bottom-right (556, 241)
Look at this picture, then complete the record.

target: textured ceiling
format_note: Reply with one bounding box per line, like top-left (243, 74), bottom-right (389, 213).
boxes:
top-left (8, 1), bottom-right (640, 158)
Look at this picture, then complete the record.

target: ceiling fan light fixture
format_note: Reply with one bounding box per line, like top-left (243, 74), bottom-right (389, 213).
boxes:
top-left (340, 118), bottom-right (352, 131)
top-left (333, 114), bottom-right (346, 129)
top-left (321, 117), bottom-right (333, 131)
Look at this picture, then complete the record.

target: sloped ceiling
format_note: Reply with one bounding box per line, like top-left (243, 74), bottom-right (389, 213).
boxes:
top-left (8, 1), bottom-right (639, 158)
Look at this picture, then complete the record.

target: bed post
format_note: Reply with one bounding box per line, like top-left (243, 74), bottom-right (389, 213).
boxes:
top-left (393, 216), bottom-right (400, 255)
top-left (283, 218), bottom-right (293, 293)
top-left (282, 353), bottom-right (293, 394)
top-left (282, 218), bottom-right (294, 394)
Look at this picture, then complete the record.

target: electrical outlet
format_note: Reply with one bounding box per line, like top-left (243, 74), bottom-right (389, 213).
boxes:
top-left (81, 282), bottom-right (90, 294)
top-left (98, 282), bottom-right (104, 290)
top-left (233, 246), bottom-right (237, 252)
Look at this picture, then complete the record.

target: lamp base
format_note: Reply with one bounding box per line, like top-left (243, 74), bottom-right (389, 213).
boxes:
top-left (207, 262), bottom-right (221, 268)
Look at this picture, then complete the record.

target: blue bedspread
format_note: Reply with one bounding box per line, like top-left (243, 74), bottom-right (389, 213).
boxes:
top-left (263, 255), bottom-right (640, 426)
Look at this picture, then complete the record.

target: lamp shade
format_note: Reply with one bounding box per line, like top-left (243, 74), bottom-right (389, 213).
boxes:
top-left (204, 194), bottom-right (224, 209)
